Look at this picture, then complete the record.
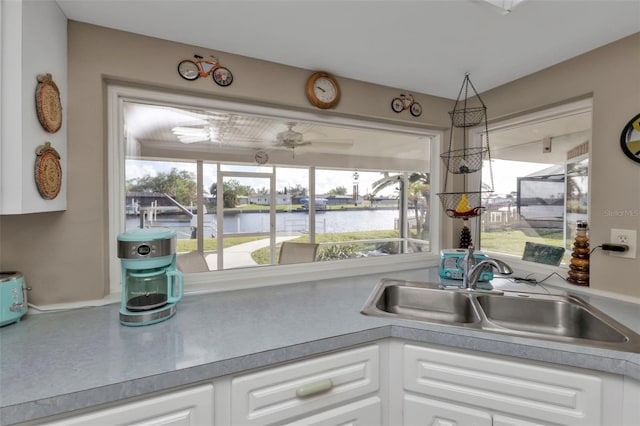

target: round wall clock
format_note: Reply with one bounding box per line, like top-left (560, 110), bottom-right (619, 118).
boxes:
top-left (305, 72), bottom-right (341, 109)
top-left (254, 150), bottom-right (269, 165)
top-left (34, 142), bottom-right (62, 200)
top-left (620, 113), bottom-right (640, 164)
top-left (212, 67), bottom-right (233, 87)
top-left (35, 73), bottom-right (62, 133)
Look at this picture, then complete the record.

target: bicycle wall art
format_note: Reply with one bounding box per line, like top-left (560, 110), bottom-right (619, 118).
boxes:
top-left (178, 54), bottom-right (234, 87)
top-left (391, 94), bottom-right (422, 117)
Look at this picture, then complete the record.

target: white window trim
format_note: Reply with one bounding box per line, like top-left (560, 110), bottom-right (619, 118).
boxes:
top-left (107, 84), bottom-right (442, 295)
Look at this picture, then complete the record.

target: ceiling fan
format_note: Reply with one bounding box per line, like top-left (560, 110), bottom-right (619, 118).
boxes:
top-left (274, 124), bottom-right (310, 148)
top-left (272, 123), bottom-right (353, 157)
top-left (171, 113), bottom-right (354, 156)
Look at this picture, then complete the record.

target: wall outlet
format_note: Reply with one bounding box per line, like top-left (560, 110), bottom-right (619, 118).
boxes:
top-left (609, 228), bottom-right (637, 259)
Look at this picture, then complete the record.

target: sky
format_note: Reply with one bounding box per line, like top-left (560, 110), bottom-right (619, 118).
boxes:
top-left (482, 159), bottom-right (554, 195)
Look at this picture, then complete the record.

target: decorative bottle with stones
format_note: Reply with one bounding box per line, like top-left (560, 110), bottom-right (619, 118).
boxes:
top-left (459, 220), bottom-right (472, 249)
top-left (567, 220), bottom-right (589, 286)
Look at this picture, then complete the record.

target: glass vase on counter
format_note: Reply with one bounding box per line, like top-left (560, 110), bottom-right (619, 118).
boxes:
top-left (567, 220), bottom-right (589, 286)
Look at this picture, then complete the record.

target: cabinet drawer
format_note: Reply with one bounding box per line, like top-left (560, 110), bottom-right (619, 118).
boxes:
top-left (40, 384), bottom-right (213, 426)
top-left (231, 344), bottom-right (380, 425)
top-left (404, 344), bottom-right (602, 425)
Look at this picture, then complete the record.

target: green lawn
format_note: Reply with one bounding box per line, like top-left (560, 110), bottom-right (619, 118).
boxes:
top-left (481, 229), bottom-right (564, 255)
top-left (180, 228), bottom-right (550, 264)
top-left (177, 236), bottom-right (266, 253)
top-left (251, 230), bottom-right (401, 264)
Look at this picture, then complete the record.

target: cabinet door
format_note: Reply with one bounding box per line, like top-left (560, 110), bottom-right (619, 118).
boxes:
top-left (404, 394), bottom-right (492, 426)
top-left (285, 396), bottom-right (381, 426)
top-left (493, 414), bottom-right (548, 426)
top-left (41, 384), bottom-right (213, 426)
top-left (403, 344), bottom-right (602, 425)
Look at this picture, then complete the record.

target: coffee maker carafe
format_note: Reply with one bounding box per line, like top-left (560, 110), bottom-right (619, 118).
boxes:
top-left (117, 228), bottom-right (183, 326)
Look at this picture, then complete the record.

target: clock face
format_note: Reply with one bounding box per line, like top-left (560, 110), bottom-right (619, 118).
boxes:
top-left (313, 77), bottom-right (338, 103)
top-left (254, 150), bottom-right (269, 164)
top-left (306, 72), bottom-right (340, 109)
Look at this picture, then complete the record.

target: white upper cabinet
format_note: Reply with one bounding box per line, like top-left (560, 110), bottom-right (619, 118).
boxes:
top-left (0, 0), bottom-right (67, 214)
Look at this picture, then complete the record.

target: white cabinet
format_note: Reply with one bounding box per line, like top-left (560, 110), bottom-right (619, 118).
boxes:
top-left (40, 384), bottom-right (213, 426)
top-left (0, 0), bottom-right (67, 214)
top-left (400, 343), bottom-right (623, 426)
top-left (285, 397), bottom-right (381, 426)
top-left (404, 394), bottom-right (492, 426)
top-left (23, 339), bottom-right (637, 426)
top-left (231, 344), bottom-right (381, 425)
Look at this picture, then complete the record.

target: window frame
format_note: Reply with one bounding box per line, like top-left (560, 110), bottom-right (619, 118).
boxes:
top-left (107, 84), bottom-right (442, 295)
top-left (467, 97), bottom-right (593, 268)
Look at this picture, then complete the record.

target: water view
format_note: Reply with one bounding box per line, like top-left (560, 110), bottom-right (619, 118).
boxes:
top-left (126, 209), bottom-right (401, 239)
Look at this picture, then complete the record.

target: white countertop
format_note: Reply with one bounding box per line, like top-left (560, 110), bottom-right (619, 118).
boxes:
top-left (1, 267), bottom-right (638, 425)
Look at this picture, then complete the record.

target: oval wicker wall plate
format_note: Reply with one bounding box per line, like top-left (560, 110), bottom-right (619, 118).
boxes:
top-left (35, 73), bottom-right (62, 133)
top-left (35, 142), bottom-right (62, 200)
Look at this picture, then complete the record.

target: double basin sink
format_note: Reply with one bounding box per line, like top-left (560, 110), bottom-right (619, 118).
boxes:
top-left (361, 279), bottom-right (640, 352)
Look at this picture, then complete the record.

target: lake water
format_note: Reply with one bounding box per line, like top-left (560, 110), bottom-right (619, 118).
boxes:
top-left (127, 209), bottom-right (401, 239)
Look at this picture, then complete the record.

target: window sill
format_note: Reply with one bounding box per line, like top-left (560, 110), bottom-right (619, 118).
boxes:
top-left (185, 253), bottom-right (440, 294)
top-left (27, 254), bottom-right (439, 312)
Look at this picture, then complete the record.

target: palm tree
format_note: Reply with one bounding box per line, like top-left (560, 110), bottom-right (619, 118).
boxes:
top-left (371, 172), bottom-right (430, 239)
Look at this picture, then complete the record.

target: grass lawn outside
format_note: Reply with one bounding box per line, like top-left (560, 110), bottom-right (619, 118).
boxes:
top-left (481, 229), bottom-right (565, 257)
top-left (177, 236), bottom-right (266, 253)
top-left (251, 230), bottom-right (402, 264)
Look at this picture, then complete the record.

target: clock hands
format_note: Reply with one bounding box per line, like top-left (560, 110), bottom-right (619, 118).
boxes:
top-left (306, 72), bottom-right (340, 109)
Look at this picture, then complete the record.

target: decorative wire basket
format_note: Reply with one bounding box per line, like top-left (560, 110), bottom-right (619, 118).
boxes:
top-left (440, 147), bottom-right (488, 174)
top-left (448, 106), bottom-right (485, 128)
top-left (437, 191), bottom-right (486, 219)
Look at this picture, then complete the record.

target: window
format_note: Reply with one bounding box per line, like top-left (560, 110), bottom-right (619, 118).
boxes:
top-left (471, 99), bottom-right (592, 262)
top-left (109, 86), bottom-right (439, 293)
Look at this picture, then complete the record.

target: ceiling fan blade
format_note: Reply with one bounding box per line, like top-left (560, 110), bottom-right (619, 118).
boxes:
top-left (305, 138), bottom-right (353, 149)
top-left (273, 140), bottom-right (311, 147)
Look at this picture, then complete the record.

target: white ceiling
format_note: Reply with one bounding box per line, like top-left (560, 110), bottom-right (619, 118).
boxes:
top-left (55, 0), bottom-right (640, 99)
top-left (58, 1), bottom-right (630, 169)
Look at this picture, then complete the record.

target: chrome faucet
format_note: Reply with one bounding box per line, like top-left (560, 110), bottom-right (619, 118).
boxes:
top-left (462, 244), bottom-right (514, 290)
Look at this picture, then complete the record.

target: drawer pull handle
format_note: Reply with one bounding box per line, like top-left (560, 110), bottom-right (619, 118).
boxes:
top-left (296, 378), bottom-right (334, 398)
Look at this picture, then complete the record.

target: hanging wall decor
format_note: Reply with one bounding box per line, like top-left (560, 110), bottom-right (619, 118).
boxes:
top-left (390, 94), bottom-right (422, 117)
top-left (437, 73), bottom-right (493, 221)
top-left (35, 73), bottom-right (62, 133)
top-left (34, 142), bottom-right (62, 200)
top-left (177, 54), bottom-right (234, 87)
top-left (620, 112), bottom-right (640, 164)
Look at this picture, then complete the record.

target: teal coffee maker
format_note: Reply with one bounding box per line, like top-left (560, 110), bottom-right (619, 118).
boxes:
top-left (117, 228), bottom-right (183, 326)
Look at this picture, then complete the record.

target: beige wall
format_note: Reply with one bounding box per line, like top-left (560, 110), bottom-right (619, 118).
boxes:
top-left (1, 22), bottom-right (638, 304)
top-left (481, 33), bottom-right (640, 298)
top-left (0, 22), bottom-right (451, 305)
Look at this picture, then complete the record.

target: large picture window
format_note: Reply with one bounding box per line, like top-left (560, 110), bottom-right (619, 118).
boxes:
top-left (109, 86), bottom-right (438, 293)
top-left (471, 99), bottom-right (592, 262)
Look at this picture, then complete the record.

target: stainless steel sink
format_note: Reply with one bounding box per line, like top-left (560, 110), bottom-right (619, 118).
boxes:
top-left (361, 279), bottom-right (640, 352)
top-left (476, 293), bottom-right (629, 343)
top-left (370, 284), bottom-right (480, 324)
